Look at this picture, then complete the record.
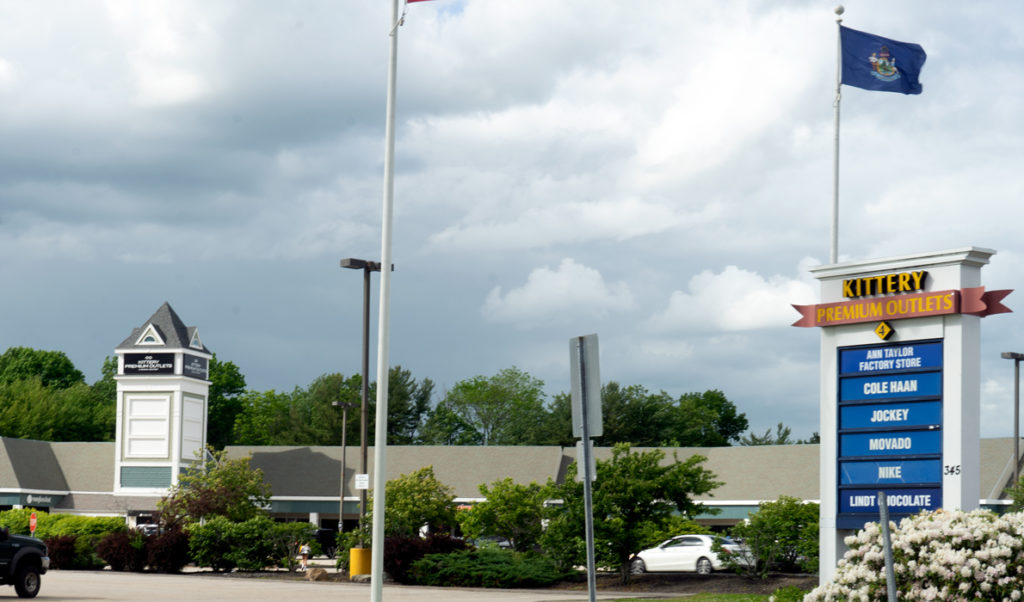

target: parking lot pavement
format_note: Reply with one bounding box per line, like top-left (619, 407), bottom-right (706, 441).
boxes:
top-left (33, 569), bottom-right (656, 601)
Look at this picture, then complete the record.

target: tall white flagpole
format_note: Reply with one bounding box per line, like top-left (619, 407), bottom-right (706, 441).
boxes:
top-left (831, 5), bottom-right (844, 264)
top-left (370, 0), bottom-right (400, 600)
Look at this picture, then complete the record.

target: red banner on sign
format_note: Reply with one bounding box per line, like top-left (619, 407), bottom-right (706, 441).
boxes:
top-left (792, 287), bottom-right (1012, 328)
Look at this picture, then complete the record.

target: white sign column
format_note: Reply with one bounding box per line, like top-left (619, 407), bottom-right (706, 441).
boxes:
top-left (808, 247), bottom-right (999, 584)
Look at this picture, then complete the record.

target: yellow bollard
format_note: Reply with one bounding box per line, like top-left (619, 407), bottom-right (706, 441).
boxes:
top-left (349, 547), bottom-right (371, 578)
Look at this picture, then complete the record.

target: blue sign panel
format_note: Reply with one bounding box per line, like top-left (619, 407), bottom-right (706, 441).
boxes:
top-left (837, 340), bottom-right (943, 528)
top-left (839, 459), bottom-right (941, 485)
top-left (840, 372), bottom-right (941, 402)
top-left (839, 487), bottom-right (941, 514)
top-left (840, 430), bottom-right (941, 457)
top-left (840, 401), bottom-right (942, 430)
top-left (840, 342), bottom-right (943, 375)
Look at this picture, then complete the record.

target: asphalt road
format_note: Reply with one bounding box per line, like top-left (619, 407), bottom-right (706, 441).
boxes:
top-left (20, 570), bottom-right (656, 602)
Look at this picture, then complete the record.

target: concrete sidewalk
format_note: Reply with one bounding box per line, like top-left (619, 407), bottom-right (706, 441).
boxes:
top-left (38, 569), bottom-right (662, 601)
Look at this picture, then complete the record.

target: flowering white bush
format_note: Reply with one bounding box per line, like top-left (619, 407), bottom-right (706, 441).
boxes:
top-left (806, 509), bottom-right (1024, 601)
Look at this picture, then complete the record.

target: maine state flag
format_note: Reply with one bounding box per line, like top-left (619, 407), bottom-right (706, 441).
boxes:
top-left (840, 25), bottom-right (926, 94)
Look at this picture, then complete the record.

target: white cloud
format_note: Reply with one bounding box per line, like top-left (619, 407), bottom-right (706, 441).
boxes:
top-left (103, 1), bottom-right (215, 106)
top-left (429, 197), bottom-right (710, 252)
top-left (647, 260), bottom-right (818, 333)
top-left (482, 258), bottom-right (634, 325)
top-left (0, 57), bottom-right (14, 85)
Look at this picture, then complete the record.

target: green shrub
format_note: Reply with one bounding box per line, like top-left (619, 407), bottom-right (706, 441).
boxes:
top-left (40, 514), bottom-right (126, 538)
top-left (266, 521), bottom-right (315, 572)
top-left (721, 496), bottom-right (819, 578)
top-left (335, 529), bottom-right (363, 572)
top-left (188, 516), bottom-right (236, 571)
top-left (73, 533), bottom-right (107, 570)
top-left (188, 515), bottom-right (291, 572)
top-left (0, 509), bottom-right (126, 539)
top-left (0, 508), bottom-right (35, 535)
top-left (410, 548), bottom-right (564, 588)
top-left (226, 516), bottom-right (277, 571)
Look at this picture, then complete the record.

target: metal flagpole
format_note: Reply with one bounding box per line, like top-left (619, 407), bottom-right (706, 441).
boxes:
top-left (831, 5), bottom-right (844, 264)
top-left (370, 0), bottom-right (400, 599)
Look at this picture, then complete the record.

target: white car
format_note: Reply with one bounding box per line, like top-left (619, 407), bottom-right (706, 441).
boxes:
top-left (630, 534), bottom-right (746, 575)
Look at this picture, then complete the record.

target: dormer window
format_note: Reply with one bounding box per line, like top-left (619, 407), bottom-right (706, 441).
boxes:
top-left (189, 329), bottom-right (203, 350)
top-left (135, 324), bottom-right (165, 346)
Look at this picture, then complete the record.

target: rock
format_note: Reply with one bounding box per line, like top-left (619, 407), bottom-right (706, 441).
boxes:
top-left (306, 568), bottom-right (329, 581)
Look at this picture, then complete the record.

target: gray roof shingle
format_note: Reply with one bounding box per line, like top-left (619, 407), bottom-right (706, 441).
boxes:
top-left (116, 302), bottom-right (210, 354)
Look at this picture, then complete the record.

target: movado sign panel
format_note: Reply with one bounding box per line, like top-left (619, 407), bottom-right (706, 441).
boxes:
top-left (840, 430), bottom-right (942, 457)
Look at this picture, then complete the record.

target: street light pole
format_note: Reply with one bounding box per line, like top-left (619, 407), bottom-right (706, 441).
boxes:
top-left (331, 401), bottom-right (356, 529)
top-left (340, 258), bottom-right (384, 544)
top-left (1002, 352), bottom-right (1024, 485)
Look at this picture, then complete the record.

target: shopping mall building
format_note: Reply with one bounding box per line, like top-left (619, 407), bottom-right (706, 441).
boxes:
top-left (1, 302), bottom-right (1019, 529)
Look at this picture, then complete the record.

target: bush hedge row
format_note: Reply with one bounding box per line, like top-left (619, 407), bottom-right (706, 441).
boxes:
top-left (0, 510), bottom-right (310, 573)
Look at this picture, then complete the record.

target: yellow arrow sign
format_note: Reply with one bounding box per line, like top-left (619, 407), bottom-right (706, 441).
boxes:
top-left (874, 321), bottom-right (894, 341)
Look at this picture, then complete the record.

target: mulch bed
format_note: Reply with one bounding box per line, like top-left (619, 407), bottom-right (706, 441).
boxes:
top-left (207, 566), bottom-right (819, 595)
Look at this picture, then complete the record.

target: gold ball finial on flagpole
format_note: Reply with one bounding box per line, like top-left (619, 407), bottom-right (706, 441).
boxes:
top-left (835, 5), bottom-right (844, 16)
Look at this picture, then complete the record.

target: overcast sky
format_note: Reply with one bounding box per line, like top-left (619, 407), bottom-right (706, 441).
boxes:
top-left (2, 1), bottom-right (1023, 442)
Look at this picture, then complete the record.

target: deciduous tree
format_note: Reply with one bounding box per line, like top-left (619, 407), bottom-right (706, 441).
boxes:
top-left (0, 346), bottom-right (85, 389)
top-left (598, 382), bottom-right (676, 446)
top-left (458, 478), bottom-right (546, 552)
top-left (674, 389), bottom-right (748, 446)
top-left (0, 378), bottom-right (113, 441)
top-left (721, 495), bottom-right (819, 577)
top-left (542, 443), bottom-right (721, 584)
top-left (419, 401), bottom-right (483, 445)
top-left (385, 367), bottom-right (433, 444)
top-left (158, 447), bottom-right (271, 528)
top-left (440, 367), bottom-right (546, 445)
top-left (206, 355), bottom-right (247, 449)
top-left (344, 466), bottom-right (456, 543)
top-left (739, 422), bottom-right (795, 446)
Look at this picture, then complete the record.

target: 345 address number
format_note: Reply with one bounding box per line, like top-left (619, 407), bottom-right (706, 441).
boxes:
top-left (944, 464), bottom-right (961, 476)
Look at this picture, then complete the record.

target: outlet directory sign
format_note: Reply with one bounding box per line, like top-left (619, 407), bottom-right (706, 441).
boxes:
top-left (837, 340), bottom-right (943, 529)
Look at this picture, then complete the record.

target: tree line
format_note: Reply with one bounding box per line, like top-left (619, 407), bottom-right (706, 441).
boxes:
top-left (0, 345), bottom-right (814, 448)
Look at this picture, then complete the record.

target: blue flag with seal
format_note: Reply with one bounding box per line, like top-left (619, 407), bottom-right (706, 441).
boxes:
top-left (840, 25), bottom-right (926, 95)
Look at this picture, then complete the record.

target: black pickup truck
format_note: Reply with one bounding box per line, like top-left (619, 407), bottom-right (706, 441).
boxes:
top-left (0, 528), bottom-right (49, 598)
